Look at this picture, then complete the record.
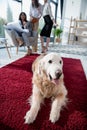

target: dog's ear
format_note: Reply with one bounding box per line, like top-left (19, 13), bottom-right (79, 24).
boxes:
top-left (37, 53), bottom-right (47, 74)
top-left (32, 57), bottom-right (39, 73)
top-left (38, 59), bottom-right (45, 75)
top-left (32, 54), bottom-right (46, 73)
top-left (32, 60), bottom-right (36, 73)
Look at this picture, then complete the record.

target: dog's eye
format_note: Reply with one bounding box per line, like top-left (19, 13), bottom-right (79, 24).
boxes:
top-left (59, 60), bottom-right (62, 64)
top-left (48, 60), bottom-right (52, 64)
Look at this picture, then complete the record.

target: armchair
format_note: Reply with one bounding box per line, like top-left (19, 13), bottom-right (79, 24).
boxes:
top-left (4, 28), bottom-right (23, 54)
top-left (4, 28), bottom-right (38, 54)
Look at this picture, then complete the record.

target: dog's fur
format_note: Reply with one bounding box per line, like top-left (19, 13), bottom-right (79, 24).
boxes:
top-left (24, 53), bottom-right (68, 124)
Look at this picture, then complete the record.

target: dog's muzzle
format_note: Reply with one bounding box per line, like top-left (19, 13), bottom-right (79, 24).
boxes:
top-left (49, 70), bottom-right (62, 85)
top-left (55, 71), bottom-right (62, 79)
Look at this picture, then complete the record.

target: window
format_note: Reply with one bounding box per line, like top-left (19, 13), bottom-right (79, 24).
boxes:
top-left (51, 0), bottom-right (58, 2)
top-left (51, 0), bottom-right (58, 21)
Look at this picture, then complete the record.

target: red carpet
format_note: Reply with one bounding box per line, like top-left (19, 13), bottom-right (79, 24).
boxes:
top-left (0, 54), bottom-right (87, 130)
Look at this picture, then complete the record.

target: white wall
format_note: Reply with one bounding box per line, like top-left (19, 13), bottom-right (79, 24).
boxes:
top-left (22, 0), bottom-right (30, 19)
top-left (80, 0), bottom-right (87, 19)
top-left (64, 0), bottom-right (81, 19)
top-left (61, 0), bottom-right (82, 43)
top-left (62, 0), bottom-right (82, 32)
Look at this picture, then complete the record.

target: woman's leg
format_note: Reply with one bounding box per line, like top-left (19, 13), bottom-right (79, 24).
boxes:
top-left (22, 32), bottom-right (32, 55)
top-left (10, 30), bottom-right (23, 46)
top-left (40, 36), bottom-right (46, 52)
top-left (40, 36), bottom-right (44, 48)
top-left (32, 22), bottom-right (39, 52)
top-left (46, 37), bottom-right (50, 50)
top-left (22, 32), bottom-right (31, 47)
top-left (40, 36), bottom-right (50, 53)
top-left (27, 46), bottom-right (32, 55)
top-left (13, 30), bottom-right (23, 46)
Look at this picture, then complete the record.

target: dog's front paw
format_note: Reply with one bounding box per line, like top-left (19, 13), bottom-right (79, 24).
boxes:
top-left (24, 110), bottom-right (36, 124)
top-left (49, 112), bottom-right (60, 123)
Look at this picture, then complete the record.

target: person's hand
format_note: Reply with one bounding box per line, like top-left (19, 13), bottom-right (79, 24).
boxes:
top-left (23, 21), bottom-right (26, 25)
top-left (30, 16), bottom-right (33, 22)
top-left (37, 7), bottom-right (42, 19)
top-left (38, 14), bottom-right (41, 19)
top-left (52, 19), bottom-right (58, 27)
top-left (53, 23), bottom-right (58, 28)
top-left (23, 29), bottom-right (29, 33)
top-left (23, 21), bottom-right (27, 28)
top-left (37, 6), bottom-right (41, 12)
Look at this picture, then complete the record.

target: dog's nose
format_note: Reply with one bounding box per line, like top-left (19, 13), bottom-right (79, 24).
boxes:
top-left (55, 70), bottom-right (62, 79)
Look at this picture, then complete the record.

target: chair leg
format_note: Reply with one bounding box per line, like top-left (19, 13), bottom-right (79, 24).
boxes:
top-left (32, 44), bottom-right (37, 52)
top-left (16, 46), bottom-right (19, 55)
top-left (24, 45), bottom-right (26, 50)
top-left (5, 43), bottom-right (11, 58)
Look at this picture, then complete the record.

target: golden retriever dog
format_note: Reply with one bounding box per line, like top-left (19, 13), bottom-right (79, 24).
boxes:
top-left (24, 52), bottom-right (68, 124)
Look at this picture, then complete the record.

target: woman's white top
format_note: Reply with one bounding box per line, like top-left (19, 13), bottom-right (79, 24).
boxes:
top-left (30, 3), bottom-right (43, 18)
top-left (42, 2), bottom-right (54, 20)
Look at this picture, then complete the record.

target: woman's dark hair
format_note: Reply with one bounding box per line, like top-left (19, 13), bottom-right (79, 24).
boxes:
top-left (32, 0), bottom-right (39, 8)
top-left (19, 12), bottom-right (27, 22)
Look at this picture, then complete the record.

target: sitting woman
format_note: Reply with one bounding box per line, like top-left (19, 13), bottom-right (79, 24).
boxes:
top-left (4, 12), bottom-right (28, 47)
top-left (17, 12), bottom-right (35, 55)
top-left (4, 12), bottom-right (37, 55)
top-left (16, 12), bottom-right (28, 46)
top-left (8, 12), bottom-right (29, 46)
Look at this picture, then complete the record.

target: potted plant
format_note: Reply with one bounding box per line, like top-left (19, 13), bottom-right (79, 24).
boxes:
top-left (53, 27), bottom-right (63, 43)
